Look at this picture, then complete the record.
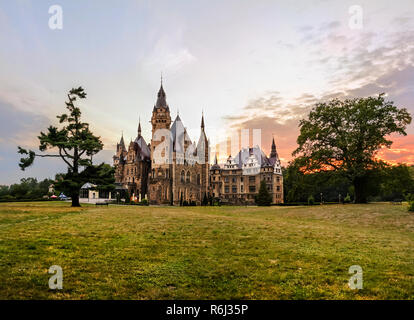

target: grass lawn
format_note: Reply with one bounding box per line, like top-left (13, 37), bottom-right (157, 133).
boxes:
top-left (0, 202), bottom-right (413, 299)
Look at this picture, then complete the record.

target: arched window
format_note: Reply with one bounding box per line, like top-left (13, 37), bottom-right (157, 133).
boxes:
top-left (186, 171), bottom-right (190, 183)
top-left (152, 169), bottom-right (155, 179)
top-left (197, 174), bottom-right (201, 185)
top-left (181, 170), bottom-right (185, 183)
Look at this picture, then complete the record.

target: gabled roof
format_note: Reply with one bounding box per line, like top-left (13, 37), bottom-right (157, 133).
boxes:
top-left (170, 115), bottom-right (193, 152)
top-left (134, 135), bottom-right (151, 161)
top-left (234, 146), bottom-right (273, 168)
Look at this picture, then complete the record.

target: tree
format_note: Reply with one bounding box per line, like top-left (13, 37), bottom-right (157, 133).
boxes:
top-left (17, 87), bottom-right (108, 207)
top-left (293, 94), bottom-right (412, 203)
top-left (379, 164), bottom-right (414, 201)
top-left (202, 193), bottom-right (208, 206)
top-left (256, 180), bottom-right (272, 206)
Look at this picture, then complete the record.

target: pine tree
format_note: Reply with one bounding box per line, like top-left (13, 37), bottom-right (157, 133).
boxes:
top-left (202, 193), bottom-right (208, 206)
top-left (17, 87), bottom-right (112, 207)
top-left (256, 180), bottom-right (272, 206)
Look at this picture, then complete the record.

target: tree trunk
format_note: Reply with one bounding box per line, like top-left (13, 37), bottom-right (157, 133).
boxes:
top-left (71, 190), bottom-right (81, 207)
top-left (353, 176), bottom-right (367, 204)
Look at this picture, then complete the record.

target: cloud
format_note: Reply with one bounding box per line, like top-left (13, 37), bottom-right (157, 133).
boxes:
top-left (222, 19), bottom-right (414, 165)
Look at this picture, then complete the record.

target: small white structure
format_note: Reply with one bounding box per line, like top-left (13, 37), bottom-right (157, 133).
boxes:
top-left (79, 182), bottom-right (113, 204)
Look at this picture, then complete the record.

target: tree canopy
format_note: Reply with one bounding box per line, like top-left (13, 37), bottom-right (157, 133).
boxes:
top-left (293, 94), bottom-right (412, 203)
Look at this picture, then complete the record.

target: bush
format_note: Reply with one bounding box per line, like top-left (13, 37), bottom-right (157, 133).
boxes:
top-left (405, 194), bottom-right (414, 202)
top-left (140, 199), bottom-right (149, 206)
top-left (307, 195), bottom-right (315, 205)
top-left (344, 193), bottom-right (351, 203)
top-left (408, 201), bottom-right (414, 212)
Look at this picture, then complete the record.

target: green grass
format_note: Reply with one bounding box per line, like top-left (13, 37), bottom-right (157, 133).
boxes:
top-left (0, 202), bottom-right (413, 299)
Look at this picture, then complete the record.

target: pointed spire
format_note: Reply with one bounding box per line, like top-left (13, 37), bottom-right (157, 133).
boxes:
top-left (119, 131), bottom-right (125, 150)
top-left (214, 153), bottom-right (218, 165)
top-left (201, 110), bottom-right (205, 130)
top-left (154, 75), bottom-right (168, 110)
top-left (138, 117), bottom-right (142, 137)
top-left (270, 135), bottom-right (277, 158)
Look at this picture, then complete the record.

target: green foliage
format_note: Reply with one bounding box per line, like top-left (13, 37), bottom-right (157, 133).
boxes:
top-left (378, 165), bottom-right (414, 201)
top-left (344, 193), bottom-right (352, 203)
top-left (408, 201), bottom-right (414, 212)
top-left (140, 199), bottom-right (149, 206)
top-left (0, 178), bottom-right (54, 201)
top-left (307, 195), bottom-right (315, 205)
top-left (256, 180), bottom-right (272, 206)
top-left (202, 193), bottom-right (208, 206)
top-left (293, 94), bottom-right (412, 203)
top-left (17, 87), bottom-right (106, 207)
top-left (284, 159), bottom-right (351, 203)
top-left (125, 191), bottom-right (130, 204)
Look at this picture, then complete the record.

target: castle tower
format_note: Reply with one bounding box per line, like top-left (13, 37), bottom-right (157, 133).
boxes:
top-left (150, 80), bottom-right (172, 163)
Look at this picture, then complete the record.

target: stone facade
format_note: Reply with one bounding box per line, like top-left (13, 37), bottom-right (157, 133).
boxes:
top-left (147, 83), bottom-right (209, 205)
top-left (113, 82), bottom-right (284, 205)
top-left (113, 121), bottom-right (151, 200)
top-left (210, 140), bottom-right (284, 205)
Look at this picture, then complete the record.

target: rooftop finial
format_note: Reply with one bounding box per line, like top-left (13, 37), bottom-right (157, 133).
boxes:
top-left (138, 116), bottom-right (142, 137)
top-left (201, 109), bottom-right (205, 130)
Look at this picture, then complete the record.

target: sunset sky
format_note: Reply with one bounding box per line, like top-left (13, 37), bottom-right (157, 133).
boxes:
top-left (0, 0), bottom-right (413, 184)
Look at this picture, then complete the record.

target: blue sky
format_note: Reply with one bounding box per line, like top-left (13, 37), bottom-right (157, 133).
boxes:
top-left (1, 0), bottom-right (414, 184)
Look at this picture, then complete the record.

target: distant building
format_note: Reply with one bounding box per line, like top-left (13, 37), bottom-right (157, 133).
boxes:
top-left (79, 182), bottom-right (114, 204)
top-left (210, 139), bottom-right (284, 205)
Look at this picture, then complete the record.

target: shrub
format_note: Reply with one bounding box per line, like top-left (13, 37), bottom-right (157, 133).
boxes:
top-left (140, 199), bottom-right (149, 206)
top-left (408, 201), bottom-right (414, 212)
top-left (344, 193), bottom-right (351, 203)
top-left (307, 195), bottom-right (315, 205)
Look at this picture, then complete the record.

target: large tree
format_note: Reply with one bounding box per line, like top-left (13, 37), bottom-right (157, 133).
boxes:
top-left (293, 94), bottom-right (412, 203)
top-left (18, 87), bottom-right (109, 207)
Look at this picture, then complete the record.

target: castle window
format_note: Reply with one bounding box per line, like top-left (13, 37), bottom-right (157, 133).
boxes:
top-left (181, 170), bottom-right (185, 183)
top-left (197, 174), bottom-right (200, 185)
top-left (249, 186), bottom-right (256, 193)
top-left (232, 186), bottom-right (237, 193)
top-left (241, 185), bottom-right (244, 192)
top-left (225, 186), bottom-right (229, 193)
top-left (186, 171), bottom-right (190, 183)
top-left (277, 186), bottom-right (281, 191)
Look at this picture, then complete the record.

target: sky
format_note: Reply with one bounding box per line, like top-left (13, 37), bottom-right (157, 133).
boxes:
top-left (0, 0), bottom-right (413, 184)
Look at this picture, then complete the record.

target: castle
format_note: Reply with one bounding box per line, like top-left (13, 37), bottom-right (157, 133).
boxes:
top-left (113, 82), bottom-right (284, 205)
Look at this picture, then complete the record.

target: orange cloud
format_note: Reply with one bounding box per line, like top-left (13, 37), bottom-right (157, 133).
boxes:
top-left (377, 134), bottom-right (414, 165)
